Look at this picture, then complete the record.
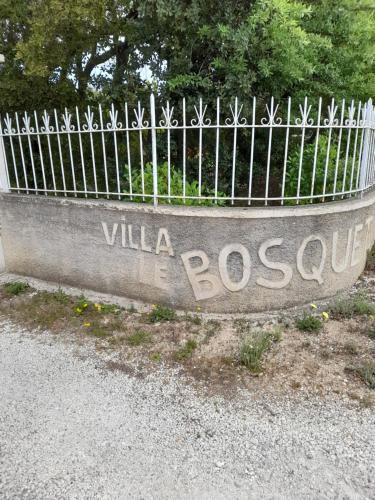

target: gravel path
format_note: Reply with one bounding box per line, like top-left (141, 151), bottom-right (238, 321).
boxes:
top-left (0, 319), bottom-right (374, 500)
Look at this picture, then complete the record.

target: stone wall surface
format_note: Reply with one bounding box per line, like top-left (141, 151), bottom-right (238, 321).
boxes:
top-left (0, 191), bottom-right (374, 313)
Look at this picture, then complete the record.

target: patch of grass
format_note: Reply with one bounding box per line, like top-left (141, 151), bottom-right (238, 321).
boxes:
top-left (346, 361), bottom-right (375, 389)
top-left (365, 326), bottom-right (375, 340)
top-left (126, 330), bottom-right (152, 346)
top-left (3, 281), bottom-right (29, 296)
top-left (331, 295), bottom-right (375, 319)
top-left (149, 352), bottom-right (162, 362)
top-left (174, 339), bottom-right (197, 361)
top-left (74, 295), bottom-right (90, 314)
top-left (147, 304), bottom-right (176, 323)
top-left (87, 324), bottom-right (112, 338)
top-left (239, 327), bottom-right (282, 373)
top-left (185, 314), bottom-right (202, 325)
top-left (50, 288), bottom-right (70, 304)
top-left (296, 315), bottom-right (323, 333)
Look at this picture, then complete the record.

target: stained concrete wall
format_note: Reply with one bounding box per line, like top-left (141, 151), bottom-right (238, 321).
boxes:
top-left (0, 191), bottom-right (374, 313)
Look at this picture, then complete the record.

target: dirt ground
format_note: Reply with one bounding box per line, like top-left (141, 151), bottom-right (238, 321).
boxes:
top-left (0, 267), bottom-right (374, 408)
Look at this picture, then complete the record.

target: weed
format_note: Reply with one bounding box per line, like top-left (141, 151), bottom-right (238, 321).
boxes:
top-left (149, 352), bottom-right (162, 362)
top-left (343, 341), bottom-right (359, 355)
top-left (148, 304), bottom-right (176, 323)
top-left (174, 339), bottom-right (197, 361)
top-left (51, 288), bottom-right (70, 304)
top-left (346, 361), bottom-right (375, 389)
top-left (239, 327), bottom-right (281, 373)
top-left (97, 303), bottom-right (120, 314)
top-left (331, 295), bottom-right (375, 319)
top-left (296, 315), bottom-right (323, 333)
top-left (185, 314), bottom-right (202, 325)
top-left (74, 295), bottom-right (90, 314)
top-left (3, 281), bottom-right (29, 296)
top-left (126, 330), bottom-right (152, 346)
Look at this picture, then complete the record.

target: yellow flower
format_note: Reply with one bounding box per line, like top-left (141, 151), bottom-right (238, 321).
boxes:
top-left (83, 322), bottom-right (91, 327)
top-left (75, 307), bottom-right (82, 313)
top-left (322, 311), bottom-right (329, 320)
top-left (83, 303), bottom-right (88, 309)
top-left (310, 303), bottom-right (318, 309)
top-left (152, 304), bottom-right (156, 309)
top-left (196, 305), bottom-right (201, 311)
top-left (94, 303), bottom-right (102, 312)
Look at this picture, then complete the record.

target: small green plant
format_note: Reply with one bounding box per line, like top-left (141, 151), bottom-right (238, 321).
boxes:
top-left (74, 295), bottom-right (90, 314)
top-left (126, 330), bottom-right (152, 346)
top-left (149, 352), bottom-right (162, 362)
top-left (3, 281), bottom-right (29, 296)
top-left (365, 325), bottom-right (375, 340)
top-left (331, 295), bottom-right (375, 319)
top-left (123, 162), bottom-right (226, 206)
top-left (95, 303), bottom-right (120, 314)
top-left (174, 339), bottom-right (197, 361)
top-left (239, 327), bottom-right (282, 373)
top-left (50, 288), bottom-right (70, 305)
top-left (87, 324), bottom-right (112, 338)
top-left (148, 304), bottom-right (176, 323)
top-left (346, 361), bottom-right (375, 389)
top-left (296, 315), bottom-right (323, 333)
top-left (343, 341), bottom-right (359, 355)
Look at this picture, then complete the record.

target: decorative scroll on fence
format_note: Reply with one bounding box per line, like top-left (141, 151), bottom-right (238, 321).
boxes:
top-left (0, 95), bottom-right (375, 206)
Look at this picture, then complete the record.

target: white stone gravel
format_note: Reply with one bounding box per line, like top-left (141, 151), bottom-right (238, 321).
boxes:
top-left (0, 318), bottom-right (374, 500)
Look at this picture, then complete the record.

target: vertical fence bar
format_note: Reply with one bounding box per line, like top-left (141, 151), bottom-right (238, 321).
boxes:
top-left (165, 101), bottom-right (171, 203)
top-left (296, 97), bottom-right (309, 204)
top-left (359, 99), bottom-right (372, 192)
top-left (349, 102), bottom-right (362, 195)
top-left (264, 97), bottom-right (274, 206)
top-left (310, 97), bottom-right (322, 202)
top-left (322, 99), bottom-right (336, 201)
top-left (281, 97), bottom-right (291, 205)
top-left (136, 101), bottom-right (145, 201)
top-left (4, 115), bottom-right (19, 193)
top-left (182, 97), bottom-right (187, 202)
top-left (24, 112), bottom-right (38, 193)
top-left (231, 97), bottom-right (239, 205)
top-left (63, 108), bottom-right (77, 196)
top-left (99, 104), bottom-right (109, 198)
top-left (332, 99), bottom-right (345, 199)
top-left (248, 97), bottom-right (256, 205)
top-left (150, 93), bottom-right (158, 207)
top-left (76, 107), bottom-right (87, 197)
top-left (198, 98), bottom-right (203, 198)
top-left (125, 102), bottom-right (133, 200)
top-left (86, 106), bottom-right (98, 197)
top-left (15, 112), bottom-right (29, 194)
top-left (33, 111), bottom-right (47, 195)
top-left (111, 104), bottom-right (121, 199)
top-left (341, 101), bottom-right (354, 198)
top-left (54, 109), bottom-right (66, 196)
top-left (214, 97), bottom-right (220, 203)
top-left (0, 123), bottom-right (10, 192)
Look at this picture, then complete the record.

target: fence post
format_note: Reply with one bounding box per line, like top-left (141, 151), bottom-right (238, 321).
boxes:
top-left (150, 93), bottom-right (158, 207)
top-left (359, 99), bottom-right (372, 193)
top-left (0, 131), bottom-right (10, 193)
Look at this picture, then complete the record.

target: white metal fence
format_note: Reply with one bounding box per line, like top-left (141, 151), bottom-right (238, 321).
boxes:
top-left (0, 94), bottom-right (375, 206)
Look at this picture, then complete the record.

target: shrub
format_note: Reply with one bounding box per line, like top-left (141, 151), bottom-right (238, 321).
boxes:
top-left (296, 315), bottom-right (323, 333)
top-left (123, 162), bottom-right (226, 206)
top-left (346, 361), bottom-right (375, 389)
top-left (126, 330), bottom-right (152, 346)
top-left (174, 339), bottom-right (197, 361)
top-left (284, 135), bottom-right (353, 204)
top-left (3, 281), bottom-right (29, 296)
top-left (331, 296), bottom-right (375, 319)
top-left (148, 304), bottom-right (176, 323)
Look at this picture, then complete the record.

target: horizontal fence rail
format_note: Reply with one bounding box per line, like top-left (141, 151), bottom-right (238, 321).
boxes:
top-left (0, 95), bottom-right (375, 206)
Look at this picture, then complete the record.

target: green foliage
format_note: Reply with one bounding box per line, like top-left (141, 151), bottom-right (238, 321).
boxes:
top-left (296, 315), bottom-right (323, 333)
top-left (239, 327), bottom-right (282, 372)
top-left (147, 304), bottom-right (176, 323)
top-left (123, 162), bottom-right (225, 206)
top-left (174, 339), bottom-right (197, 361)
top-left (331, 296), bottom-right (375, 319)
top-left (126, 330), bottom-right (152, 346)
top-left (284, 136), bottom-right (352, 204)
top-left (3, 281), bottom-right (29, 296)
top-left (346, 361), bottom-right (375, 389)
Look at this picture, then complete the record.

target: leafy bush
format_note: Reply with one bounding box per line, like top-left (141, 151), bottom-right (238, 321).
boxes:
top-left (284, 135), bottom-right (353, 204)
top-left (123, 162), bottom-right (226, 206)
top-left (174, 339), bottom-right (197, 361)
top-left (331, 295), bottom-right (375, 319)
top-left (3, 282), bottom-right (29, 296)
top-left (147, 304), bottom-right (176, 323)
top-left (296, 315), bottom-right (322, 333)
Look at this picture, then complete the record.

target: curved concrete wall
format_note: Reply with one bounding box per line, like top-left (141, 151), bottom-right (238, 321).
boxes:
top-left (0, 191), bottom-right (374, 313)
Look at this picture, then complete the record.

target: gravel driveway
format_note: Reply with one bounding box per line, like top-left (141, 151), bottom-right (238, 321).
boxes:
top-left (0, 318), bottom-right (374, 500)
